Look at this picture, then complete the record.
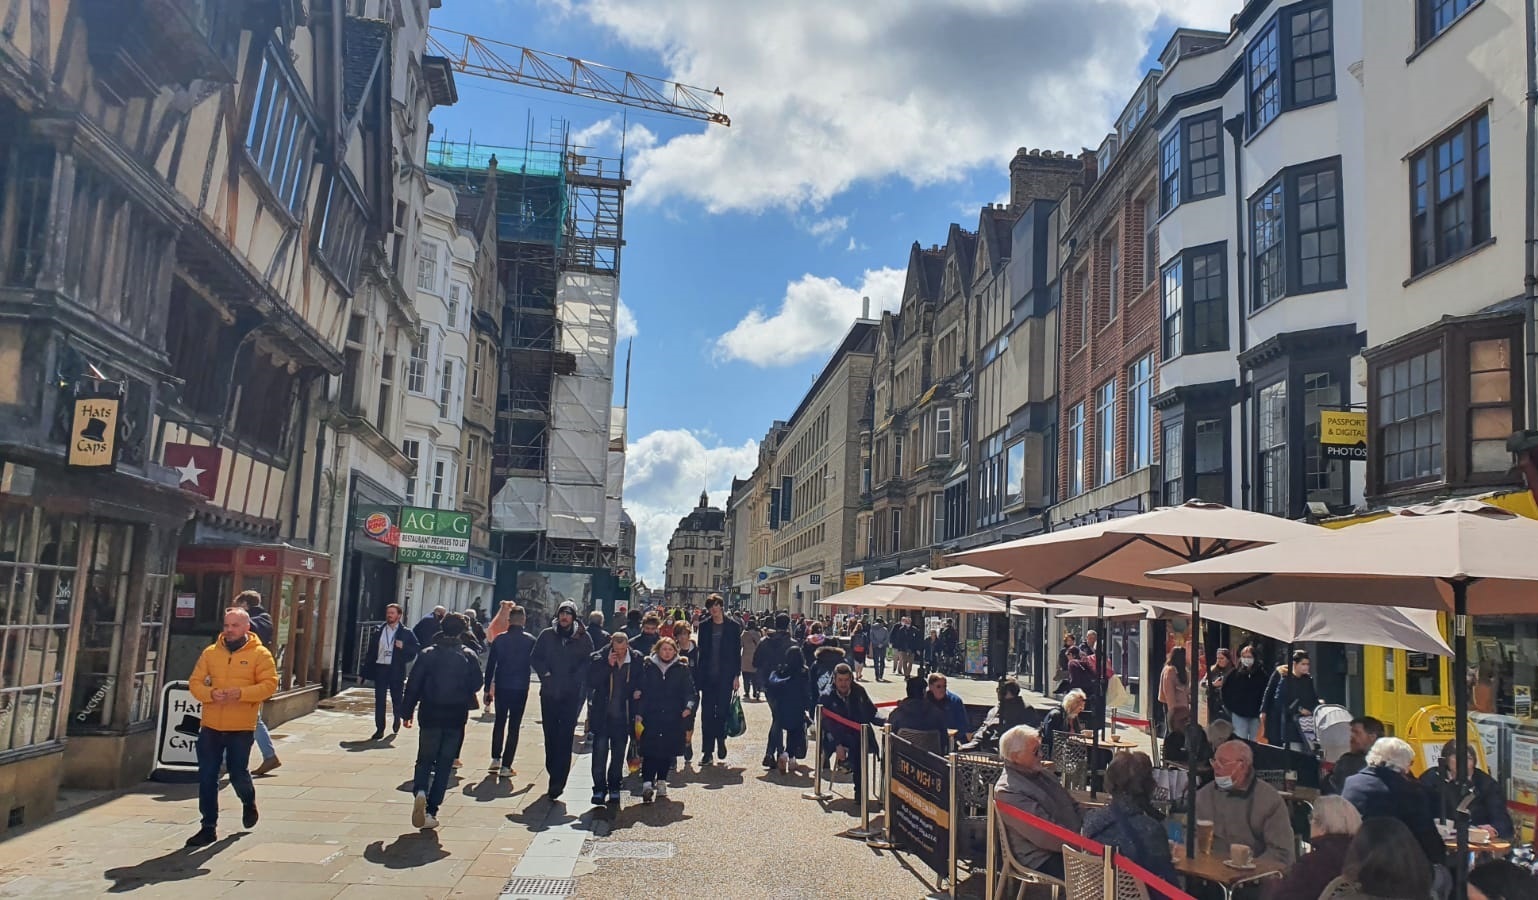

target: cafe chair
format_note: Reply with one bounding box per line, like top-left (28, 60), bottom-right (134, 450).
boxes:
top-left (1061, 844), bottom-right (1150, 900)
top-left (995, 821), bottom-right (1066, 900)
top-left (1051, 731), bottom-right (1090, 791)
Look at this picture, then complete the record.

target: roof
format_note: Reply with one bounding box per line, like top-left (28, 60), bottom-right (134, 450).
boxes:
top-left (343, 18), bottom-right (390, 121)
top-left (675, 507), bottom-right (726, 533)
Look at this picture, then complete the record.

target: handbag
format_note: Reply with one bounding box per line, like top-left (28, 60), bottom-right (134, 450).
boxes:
top-left (725, 691), bottom-right (747, 738)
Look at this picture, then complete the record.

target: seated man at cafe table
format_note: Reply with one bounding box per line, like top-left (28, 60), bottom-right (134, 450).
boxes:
top-left (1419, 739), bottom-right (1514, 839)
top-left (961, 677), bottom-right (1033, 753)
top-left (1193, 739), bottom-right (1296, 866)
top-left (1340, 737), bottom-right (1445, 867)
top-left (1325, 716), bottom-right (1384, 795)
top-left (994, 724), bottom-right (1083, 879)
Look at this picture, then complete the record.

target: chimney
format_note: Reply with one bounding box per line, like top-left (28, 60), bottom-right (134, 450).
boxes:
top-left (1009, 146), bottom-right (1082, 211)
top-left (861, 296), bottom-right (871, 319)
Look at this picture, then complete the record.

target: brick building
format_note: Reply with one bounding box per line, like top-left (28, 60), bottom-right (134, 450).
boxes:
top-left (1051, 72), bottom-right (1164, 530)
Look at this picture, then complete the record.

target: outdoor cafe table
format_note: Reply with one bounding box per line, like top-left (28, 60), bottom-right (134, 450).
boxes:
top-left (1067, 788), bottom-right (1110, 809)
top-left (1172, 845), bottom-right (1285, 899)
top-left (1068, 732), bottom-right (1141, 751)
top-left (1444, 835), bottom-right (1514, 860)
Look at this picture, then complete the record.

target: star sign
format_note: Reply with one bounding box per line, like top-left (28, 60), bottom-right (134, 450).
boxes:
top-left (175, 458), bottom-right (205, 486)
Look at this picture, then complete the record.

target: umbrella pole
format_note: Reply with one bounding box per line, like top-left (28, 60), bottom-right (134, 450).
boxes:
top-left (1093, 596), bottom-right (1105, 798)
top-left (1453, 580), bottom-right (1470, 900)
top-left (1186, 590), bottom-right (1203, 859)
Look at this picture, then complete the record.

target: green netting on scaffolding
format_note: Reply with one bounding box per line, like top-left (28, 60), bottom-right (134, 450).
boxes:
top-left (427, 139), bottom-right (566, 251)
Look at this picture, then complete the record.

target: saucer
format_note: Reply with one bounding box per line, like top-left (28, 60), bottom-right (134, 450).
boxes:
top-left (1222, 860), bottom-right (1257, 870)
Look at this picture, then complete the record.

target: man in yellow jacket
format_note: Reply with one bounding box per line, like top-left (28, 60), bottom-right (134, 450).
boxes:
top-left (185, 607), bottom-right (278, 847)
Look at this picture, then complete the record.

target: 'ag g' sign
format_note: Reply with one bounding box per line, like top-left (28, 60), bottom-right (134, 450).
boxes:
top-left (1320, 410), bottom-right (1368, 461)
top-left (396, 506), bottom-right (472, 566)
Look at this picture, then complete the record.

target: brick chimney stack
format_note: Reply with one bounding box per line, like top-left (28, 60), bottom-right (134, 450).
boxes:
top-left (1008, 146), bottom-right (1085, 212)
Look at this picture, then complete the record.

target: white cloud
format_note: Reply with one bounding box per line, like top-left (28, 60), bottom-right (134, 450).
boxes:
top-left (714, 266), bottom-right (903, 367)
top-left (845, 236), bottom-right (867, 253)
top-left (565, 0), bottom-right (1235, 213)
top-left (625, 429), bottom-right (760, 584)
top-left (802, 215), bottom-right (849, 244)
top-left (617, 298), bottom-right (639, 340)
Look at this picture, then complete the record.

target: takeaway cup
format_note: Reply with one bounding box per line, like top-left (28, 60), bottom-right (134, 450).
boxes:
top-left (1196, 819), bottom-right (1215, 856)
top-left (1229, 844), bottom-right (1253, 866)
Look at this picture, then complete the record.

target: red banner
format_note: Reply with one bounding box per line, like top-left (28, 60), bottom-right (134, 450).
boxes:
top-left (163, 442), bottom-right (221, 500)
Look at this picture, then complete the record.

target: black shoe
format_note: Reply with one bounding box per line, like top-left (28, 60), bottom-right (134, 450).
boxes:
top-left (761, 756), bottom-right (775, 769)
top-left (392, 721), bottom-right (401, 735)
top-left (369, 730), bottom-right (385, 741)
top-left (242, 803), bottom-right (258, 829)
top-left (547, 785), bottom-right (564, 800)
top-left (702, 753), bottom-right (713, 766)
top-left (185, 826), bottom-right (217, 848)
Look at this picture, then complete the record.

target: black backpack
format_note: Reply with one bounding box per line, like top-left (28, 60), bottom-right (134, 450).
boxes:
top-left (424, 646), bottom-right (478, 709)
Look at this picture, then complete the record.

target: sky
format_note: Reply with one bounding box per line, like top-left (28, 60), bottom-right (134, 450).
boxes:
top-left (428, 0), bottom-right (1235, 585)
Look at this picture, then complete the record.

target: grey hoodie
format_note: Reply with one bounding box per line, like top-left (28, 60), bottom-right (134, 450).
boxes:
top-left (994, 763), bottom-right (1083, 870)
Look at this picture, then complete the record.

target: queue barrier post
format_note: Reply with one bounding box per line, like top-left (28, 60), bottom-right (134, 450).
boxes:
top-left (802, 706), bottom-right (832, 801)
top-left (865, 723), bottom-right (896, 849)
top-left (984, 789), bottom-right (997, 900)
top-left (947, 750), bottom-right (959, 895)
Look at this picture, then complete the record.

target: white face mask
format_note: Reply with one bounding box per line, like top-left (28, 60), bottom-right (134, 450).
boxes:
top-left (1214, 775), bottom-right (1236, 791)
top-left (1239, 657), bottom-right (1254, 668)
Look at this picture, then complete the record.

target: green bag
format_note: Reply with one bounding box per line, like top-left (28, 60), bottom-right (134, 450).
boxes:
top-left (725, 691), bottom-right (747, 738)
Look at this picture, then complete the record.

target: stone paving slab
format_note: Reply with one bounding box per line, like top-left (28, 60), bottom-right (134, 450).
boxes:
top-left (0, 669), bottom-right (1065, 898)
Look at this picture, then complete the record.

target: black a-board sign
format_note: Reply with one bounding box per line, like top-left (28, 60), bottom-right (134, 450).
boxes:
top-left (887, 731), bottom-right (951, 876)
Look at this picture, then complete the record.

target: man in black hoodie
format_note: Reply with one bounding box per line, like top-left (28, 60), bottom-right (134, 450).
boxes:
top-left (530, 600), bottom-right (593, 799)
top-left (483, 604), bottom-right (535, 777)
top-left (587, 631), bottom-right (642, 806)
top-left (694, 594), bottom-right (742, 765)
top-left (402, 613), bottom-right (482, 830)
top-left (234, 590), bottom-right (281, 775)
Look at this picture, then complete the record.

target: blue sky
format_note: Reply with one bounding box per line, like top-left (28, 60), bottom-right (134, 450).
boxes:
top-left (428, 0), bottom-right (1232, 583)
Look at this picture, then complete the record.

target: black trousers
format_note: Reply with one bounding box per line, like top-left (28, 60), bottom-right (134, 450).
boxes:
top-left (373, 663), bottom-right (404, 733)
top-left (490, 688), bottom-right (529, 765)
top-left (539, 694), bottom-right (581, 793)
top-left (699, 680), bottom-right (733, 756)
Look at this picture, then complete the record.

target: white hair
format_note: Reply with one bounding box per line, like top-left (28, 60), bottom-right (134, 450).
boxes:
top-left (1000, 725), bottom-right (1041, 763)
top-left (1366, 736), bottom-right (1415, 772)
top-left (1309, 795), bottom-right (1362, 836)
top-left (1063, 688), bottom-right (1088, 709)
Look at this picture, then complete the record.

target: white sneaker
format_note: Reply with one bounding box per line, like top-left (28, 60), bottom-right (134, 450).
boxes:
top-left (498, 765), bottom-right (512, 778)
top-left (421, 815), bottom-right (439, 829)
top-left (641, 781), bottom-right (655, 803)
top-left (411, 791), bottom-right (427, 828)
top-left (488, 760), bottom-right (500, 774)
top-left (778, 752), bottom-right (789, 774)
top-left (656, 782), bottom-right (668, 799)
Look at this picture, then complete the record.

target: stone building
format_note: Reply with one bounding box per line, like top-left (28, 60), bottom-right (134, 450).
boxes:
top-left (662, 490), bottom-right (726, 607)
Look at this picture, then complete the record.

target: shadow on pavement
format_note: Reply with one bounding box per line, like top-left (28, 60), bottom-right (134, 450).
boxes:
top-left (102, 834), bottom-right (242, 893)
top-left (130, 782), bottom-right (201, 804)
top-left (463, 776), bottom-right (530, 803)
top-left (506, 796), bottom-right (578, 831)
top-left (339, 734), bottom-right (397, 752)
top-left (363, 831), bottom-right (449, 869)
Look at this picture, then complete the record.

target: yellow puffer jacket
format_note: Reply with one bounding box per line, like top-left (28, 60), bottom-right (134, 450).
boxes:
top-left (188, 633), bottom-right (278, 732)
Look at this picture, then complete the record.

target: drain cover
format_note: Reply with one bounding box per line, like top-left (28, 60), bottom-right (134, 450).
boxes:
top-left (500, 877), bottom-right (576, 898)
top-left (583, 841), bottom-right (676, 860)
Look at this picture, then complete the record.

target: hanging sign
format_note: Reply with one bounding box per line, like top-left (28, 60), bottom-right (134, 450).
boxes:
top-left (68, 393), bottom-right (120, 468)
top-left (1320, 410), bottom-right (1368, 460)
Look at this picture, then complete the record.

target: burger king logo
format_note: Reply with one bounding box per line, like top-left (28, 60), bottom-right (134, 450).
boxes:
top-left (363, 511), bottom-right (392, 539)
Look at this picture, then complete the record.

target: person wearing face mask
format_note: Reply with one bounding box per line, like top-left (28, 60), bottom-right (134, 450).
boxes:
top-left (1218, 643), bottom-right (1267, 741)
top-left (1221, 643), bottom-right (1268, 741)
top-left (1261, 649), bottom-right (1320, 751)
top-left (1194, 739), bottom-right (1296, 866)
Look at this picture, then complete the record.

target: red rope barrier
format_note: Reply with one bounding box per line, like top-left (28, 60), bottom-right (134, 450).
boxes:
top-left (1112, 713), bottom-right (1151, 728)
top-left (875, 700), bottom-right (900, 708)
top-left (820, 707), bottom-right (866, 730)
top-left (993, 799), bottom-right (1196, 900)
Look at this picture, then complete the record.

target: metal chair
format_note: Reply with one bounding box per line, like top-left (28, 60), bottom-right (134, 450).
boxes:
top-left (1062, 844), bottom-right (1152, 900)
top-left (995, 818), bottom-right (1065, 900)
top-left (1052, 731), bottom-right (1090, 791)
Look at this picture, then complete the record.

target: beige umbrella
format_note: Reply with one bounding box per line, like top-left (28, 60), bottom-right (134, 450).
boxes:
top-left (917, 563), bottom-right (1038, 594)
top-left (1148, 499), bottom-right (1538, 894)
top-left (881, 566), bottom-right (985, 592)
top-left (813, 581), bottom-right (1000, 612)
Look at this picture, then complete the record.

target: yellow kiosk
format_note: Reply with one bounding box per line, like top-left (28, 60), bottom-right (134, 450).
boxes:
top-left (1403, 705), bottom-right (1489, 777)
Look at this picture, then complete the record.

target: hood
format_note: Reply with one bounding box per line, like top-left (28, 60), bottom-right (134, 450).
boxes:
top-left (649, 652), bottom-right (678, 674)
top-left (213, 632), bottom-right (265, 649)
top-left (814, 645), bottom-right (845, 664)
top-left (558, 600), bottom-right (579, 617)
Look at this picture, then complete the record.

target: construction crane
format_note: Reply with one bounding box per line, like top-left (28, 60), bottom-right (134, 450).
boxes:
top-left (426, 27), bottom-right (730, 127)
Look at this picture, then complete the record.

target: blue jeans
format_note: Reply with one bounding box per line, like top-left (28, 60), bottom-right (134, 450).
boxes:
top-left (253, 714), bottom-right (275, 760)
top-left (413, 724), bottom-right (466, 816)
top-left (1230, 715), bottom-right (1260, 741)
top-left (196, 727), bottom-right (255, 829)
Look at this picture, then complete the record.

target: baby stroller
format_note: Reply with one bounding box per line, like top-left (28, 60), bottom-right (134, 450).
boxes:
top-left (1310, 704), bottom-right (1354, 764)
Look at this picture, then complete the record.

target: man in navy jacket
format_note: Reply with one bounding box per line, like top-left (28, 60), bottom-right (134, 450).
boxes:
top-left (369, 603), bottom-right (419, 741)
top-left (483, 605), bottom-right (536, 777)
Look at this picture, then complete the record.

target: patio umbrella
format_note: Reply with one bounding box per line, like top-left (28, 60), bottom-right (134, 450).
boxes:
top-left (918, 563), bottom-right (1039, 594)
top-left (1147, 499), bottom-right (1538, 899)
top-left (950, 501), bottom-right (1321, 849)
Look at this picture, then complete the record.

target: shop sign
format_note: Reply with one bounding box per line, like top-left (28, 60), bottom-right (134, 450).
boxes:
top-left (174, 593), bottom-right (196, 619)
top-left (68, 392), bottom-right (120, 468)
top-left (1320, 410), bottom-right (1368, 460)
top-left (395, 506), bottom-right (471, 566)
top-left (155, 680), bottom-right (202, 770)
top-left (889, 730), bottom-right (951, 876)
top-left (809, 574), bottom-right (821, 585)
top-left (163, 442), bottom-right (222, 499)
top-left (844, 570), bottom-right (865, 590)
top-left (758, 586), bottom-right (771, 595)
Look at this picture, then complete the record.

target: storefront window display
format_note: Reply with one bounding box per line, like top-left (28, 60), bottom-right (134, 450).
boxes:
top-left (1472, 618), bottom-right (1533, 717)
top-left (0, 507), bottom-right (81, 754)
top-left (70, 522), bottom-right (135, 731)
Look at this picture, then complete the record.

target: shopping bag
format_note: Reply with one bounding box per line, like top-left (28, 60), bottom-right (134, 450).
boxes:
top-left (725, 692), bottom-right (747, 738)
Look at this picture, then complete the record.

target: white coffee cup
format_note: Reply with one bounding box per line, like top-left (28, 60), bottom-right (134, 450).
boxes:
top-left (1229, 843), bottom-right (1253, 867)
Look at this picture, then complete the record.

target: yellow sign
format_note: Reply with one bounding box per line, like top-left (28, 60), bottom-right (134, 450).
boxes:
top-left (68, 395), bottom-right (119, 468)
top-left (1320, 410), bottom-right (1367, 460)
top-left (843, 570), bottom-right (865, 590)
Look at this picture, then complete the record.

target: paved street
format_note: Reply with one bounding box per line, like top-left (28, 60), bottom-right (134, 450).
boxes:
top-left (0, 671), bottom-right (1041, 900)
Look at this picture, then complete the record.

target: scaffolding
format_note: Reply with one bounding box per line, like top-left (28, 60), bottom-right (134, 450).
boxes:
top-left (428, 122), bottom-right (627, 568)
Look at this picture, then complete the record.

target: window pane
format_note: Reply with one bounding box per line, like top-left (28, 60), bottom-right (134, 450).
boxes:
top-left (1470, 371), bottom-right (1510, 404)
top-left (1471, 406), bottom-right (1511, 441)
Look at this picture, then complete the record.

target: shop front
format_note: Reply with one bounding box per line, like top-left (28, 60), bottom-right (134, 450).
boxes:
top-left (403, 552), bottom-right (495, 624)
top-left (169, 543), bottom-right (332, 723)
top-left (336, 475), bottom-right (405, 683)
